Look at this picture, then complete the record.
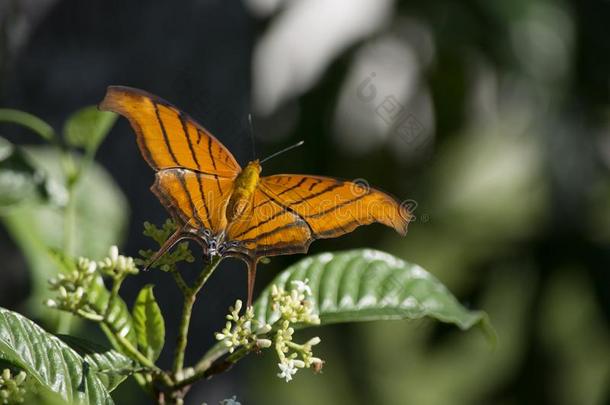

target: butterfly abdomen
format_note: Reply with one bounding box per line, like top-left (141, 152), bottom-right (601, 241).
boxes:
top-left (226, 160), bottom-right (262, 223)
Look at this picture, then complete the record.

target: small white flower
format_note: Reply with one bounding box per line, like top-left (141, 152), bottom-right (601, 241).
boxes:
top-left (291, 279), bottom-right (312, 296)
top-left (277, 360), bottom-right (298, 382)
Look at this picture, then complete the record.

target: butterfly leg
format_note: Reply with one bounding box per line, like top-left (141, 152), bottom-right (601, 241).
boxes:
top-left (246, 259), bottom-right (258, 307)
top-left (144, 228), bottom-right (187, 270)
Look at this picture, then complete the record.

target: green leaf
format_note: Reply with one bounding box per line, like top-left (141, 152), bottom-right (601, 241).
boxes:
top-left (57, 335), bottom-right (136, 392)
top-left (137, 220), bottom-right (195, 272)
top-left (253, 249), bottom-right (494, 338)
top-left (88, 277), bottom-right (138, 349)
top-left (132, 285), bottom-right (165, 362)
top-left (0, 147), bottom-right (128, 319)
top-left (0, 136), bottom-right (48, 207)
top-left (0, 307), bottom-right (114, 404)
top-left (63, 107), bottom-right (117, 155)
top-left (0, 109), bottom-right (56, 141)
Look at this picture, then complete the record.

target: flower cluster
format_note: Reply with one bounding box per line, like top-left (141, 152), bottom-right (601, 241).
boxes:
top-left (271, 279), bottom-right (320, 325)
top-left (0, 369), bottom-right (27, 404)
top-left (215, 300), bottom-right (272, 353)
top-left (46, 257), bottom-right (97, 312)
top-left (271, 280), bottom-right (323, 382)
top-left (45, 246), bottom-right (138, 319)
top-left (98, 246), bottom-right (139, 280)
top-left (215, 279), bottom-right (324, 383)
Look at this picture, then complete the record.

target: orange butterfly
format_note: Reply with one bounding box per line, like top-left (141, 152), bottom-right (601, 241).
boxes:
top-left (99, 86), bottom-right (412, 305)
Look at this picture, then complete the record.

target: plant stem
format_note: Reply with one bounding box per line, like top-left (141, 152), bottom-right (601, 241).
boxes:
top-left (101, 320), bottom-right (160, 371)
top-left (173, 345), bottom-right (251, 390)
top-left (172, 256), bottom-right (222, 375)
top-left (171, 271), bottom-right (189, 296)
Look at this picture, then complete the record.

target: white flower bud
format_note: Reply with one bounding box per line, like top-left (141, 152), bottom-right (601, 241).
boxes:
top-left (44, 299), bottom-right (58, 308)
top-left (15, 371), bottom-right (26, 385)
top-left (234, 300), bottom-right (242, 313)
top-left (59, 286), bottom-right (68, 298)
top-left (75, 287), bottom-right (84, 300)
top-left (256, 339), bottom-right (272, 348)
top-left (117, 255), bottom-right (126, 270)
top-left (306, 337), bottom-right (321, 346)
top-left (109, 246), bottom-right (119, 263)
top-left (87, 261), bottom-right (97, 274)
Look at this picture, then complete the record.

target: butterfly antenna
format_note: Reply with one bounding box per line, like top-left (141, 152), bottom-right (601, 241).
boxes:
top-left (248, 114), bottom-right (256, 161)
top-left (260, 140), bottom-right (305, 164)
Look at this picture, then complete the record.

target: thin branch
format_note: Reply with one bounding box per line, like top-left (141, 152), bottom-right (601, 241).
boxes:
top-left (173, 345), bottom-right (253, 390)
top-left (171, 270), bottom-right (189, 296)
top-left (172, 256), bottom-right (222, 375)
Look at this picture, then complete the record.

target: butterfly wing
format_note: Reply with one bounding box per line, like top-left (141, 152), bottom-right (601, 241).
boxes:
top-left (226, 175), bottom-right (411, 260)
top-left (99, 86), bottom-right (241, 177)
top-left (152, 168), bottom-right (235, 236)
top-left (226, 186), bottom-right (313, 259)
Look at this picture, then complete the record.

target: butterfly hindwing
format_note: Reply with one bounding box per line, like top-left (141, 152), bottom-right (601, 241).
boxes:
top-left (226, 188), bottom-right (313, 258)
top-left (152, 169), bottom-right (234, 236)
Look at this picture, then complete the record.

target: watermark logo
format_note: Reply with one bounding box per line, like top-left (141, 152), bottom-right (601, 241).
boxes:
top-left (356, 72), bottom-right (430, 151)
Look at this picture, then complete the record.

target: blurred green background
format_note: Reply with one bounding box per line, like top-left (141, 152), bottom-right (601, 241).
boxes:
top-left (0, 0), bottom-right (608, 404)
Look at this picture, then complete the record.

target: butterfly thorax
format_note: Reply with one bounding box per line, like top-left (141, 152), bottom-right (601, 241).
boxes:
top-left (226, 160), bottom-right (262, 223)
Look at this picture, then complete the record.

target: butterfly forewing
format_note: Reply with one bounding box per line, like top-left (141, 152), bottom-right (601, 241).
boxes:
top-left (259, 175), bottom-right (411, 240)
top-left (99, 86), bottom-right (241, 177)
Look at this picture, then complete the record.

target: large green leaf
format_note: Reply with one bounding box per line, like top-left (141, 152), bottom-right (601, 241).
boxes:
top-left (253, 249), bottom-right (493, 337)
top-left (0, 109), bottom-right (56, 141)
top-left (57, 335), bottom-right (136, 392)
top-left (63, 107), bottom-right (117, 154)
top-left (132, 285), bottom-right (165, 362)
top-left (0, 136), bottom-right (47, 208)
top-left (0, 307), bottom-right (114, 404)
top-left (0, 147), bottom-right (128, 318)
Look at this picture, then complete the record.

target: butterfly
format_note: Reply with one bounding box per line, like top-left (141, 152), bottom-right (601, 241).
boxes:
top-left (99, 86), bottom-right (412, 305)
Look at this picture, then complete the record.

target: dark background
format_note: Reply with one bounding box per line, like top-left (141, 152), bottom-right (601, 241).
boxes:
top-left (1, 0), bottom-right (609, 404)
